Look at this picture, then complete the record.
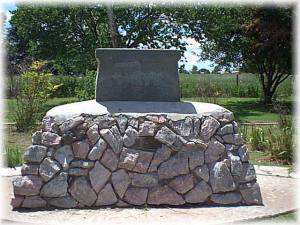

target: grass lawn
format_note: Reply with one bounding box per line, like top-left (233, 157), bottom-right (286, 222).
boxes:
top-left (4, 97), bottom-right (293, 123)
top-left (4, 97), bottom-right (79, 123)
top-left (183, 97), bottom-right (293, 122)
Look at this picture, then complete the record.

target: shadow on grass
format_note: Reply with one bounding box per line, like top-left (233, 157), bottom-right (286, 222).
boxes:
top-left (218, 98), bottom-right (293, 122)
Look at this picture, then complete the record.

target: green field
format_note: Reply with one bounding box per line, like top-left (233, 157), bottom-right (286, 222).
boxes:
top-left (179, 73), bottom-right (293, 99)
top-left (4, 97), bottom-right (293, 123)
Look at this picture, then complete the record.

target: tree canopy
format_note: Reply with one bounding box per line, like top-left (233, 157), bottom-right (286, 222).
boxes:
top-left (6, 4), bottom-right (293, 103)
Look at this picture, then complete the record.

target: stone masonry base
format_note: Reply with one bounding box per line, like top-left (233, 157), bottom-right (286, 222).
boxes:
top-left (11, 112), bottom-right (262, 209)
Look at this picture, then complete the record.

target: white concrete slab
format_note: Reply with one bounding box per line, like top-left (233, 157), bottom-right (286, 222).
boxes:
top-left (46, 100), bottom-right (230, 122)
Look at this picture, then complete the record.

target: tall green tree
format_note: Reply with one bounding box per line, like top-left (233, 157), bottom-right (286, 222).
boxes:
top-left (7, 5), bottom-right (187, 76)
top-left (184, 6), bottom-right (293, 104)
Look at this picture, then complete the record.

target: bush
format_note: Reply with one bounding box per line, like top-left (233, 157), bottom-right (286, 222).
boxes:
top-left (242, 115), bottom-right (294, 164)
top-left (13, 61), bottom-right (61, 131)
top-left (248, 127), bottom-right (269, 152)
top-left (74, 70), bottom-right (96, 100)
top-left (5, 147), bottom-right (23, 167)
top-left (267, 116), bottom-right (294, 163)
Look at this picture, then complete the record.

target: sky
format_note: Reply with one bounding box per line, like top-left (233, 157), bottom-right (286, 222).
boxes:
top-left (1, 2), bottom-right (215, 72)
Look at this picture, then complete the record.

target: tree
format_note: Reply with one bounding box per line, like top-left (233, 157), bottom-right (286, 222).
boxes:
top-left (179, 65), bottom-right (189, 74)
top-left (199, 68), bottom-right (210, 74)
top-left (184, 6), bottom-right (293, 104)
top-left (7, 5), bottom-right (188, 76)
top-left (190, 65), bottom-right (200, 74)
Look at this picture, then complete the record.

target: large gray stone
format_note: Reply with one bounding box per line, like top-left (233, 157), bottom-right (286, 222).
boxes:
top-left (193, 164), bottom-right (209, 182)
top-left (205, 140), bottom-right (226, 163)
top-left (228, 153), bottom-right (243, 176)
top-left (133, 150), bottom-right (153, 173)
top-left (148, 145), bottom-right (172, 172)
top-left (239, 163), bottom-right (257, 183)
top-left (11, 196), bottom-right (24, 209)
top-left (48, 195), bottom-right (77, 208)
top-left (89, 161), bottom-right (111, 193)
top-left (222, 134), bottom-right (244, 145)
top-left (40, 172), bottom-right (68, 197)
top-left (210, 192), bottom-right (242, 205)
top-left (41, 132), bottom-right (61, 146)
top-left (217, 124), bottom-right (234, 136)
top-left (23, 145), bottom-right (47, 163)
top-left (100, 127), bottom-right (123, 154)
top-left (130, 173), bottom-right (158, 188)
top-left (147, 185), bottom-right (185, 205)
top-left (95, 183), bottom-right (118, 206)
top-left (86, 124), bottom-right (100, 145)
top-left (22, 196), bottom-right (46, 208)
top-left (70, 160), bottom-right (94, 169)
top-left (54, 145), bottom-right (74, 169)
top-left (154, 126), bottom-right (177, 146)
top-left (72, 141), bottom-right (90, 159)
top-left (111, 169), bottom-right (131, 198)
top-left (116, 115), bottom-right (128, 134)
top-left (157, 155), bottom-right (189, 180)
top-left (94, 115), bottom-right (116, 129)
top-left (41, 116), bottom-right (57, 132)
top-left (238, 145), bottom-right (249, 162)
top-left (201, 116), bottom-right (220, 141)
top-left (184, 181), bottom-right (212, 203)
top-left (210, 161), bottom-right (236, 193)
top-left (95, 48), bottom-right (181, 102)
top-left (60, 116), bottom-right (84, 133)
top-left (179, 148), bottom-right (204, 170)
top-left (240, 182), bottom-right (263, 205)
top-left (118, 148), bottom-right (139, 170)
top-left (168, 174), bottom-right (194, 194)
top-left (13, 175), bottom-right (43, 196)
top-left (139, 121), bottom-right (157, 136)
top-left (123, 187), bottom-right (148, 206)
top-left (32, 131), bottom-right (42, 145)
top-left (100, 148), bottom-right (119, 171)
top-left (39, 158), bottom-right (61, 182)
top-left (88, 138), bottom-right (107, 160)
top-left (123, 126), bottom-right (138, 147)
top-left (69, 177), bottom-right (97, 206)
top-left (21, 164), bottom-right (39, 175)
top-left (169, 117), bottom-right (193, 137)
top-left (68, 168), bottom-right (89, 176)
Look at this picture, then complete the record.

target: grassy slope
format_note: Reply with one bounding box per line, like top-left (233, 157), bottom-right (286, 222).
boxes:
top-left (5, 97), bottom-right (293, 123)
top-left (183, 97), bottom-right (293, 122)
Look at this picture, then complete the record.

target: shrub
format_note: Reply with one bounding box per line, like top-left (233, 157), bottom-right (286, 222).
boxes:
top-left (13, 60), bottom-right (61, 131)
top-left (248, 127), bottom-right (269, 152)
top-left (267, 116), bottom-right (294, 163)
top-left (243, 115), bottom-right (294, 164)
top-left (5, 147), bottom-right (23, 168)
top-left (74, 70), bottom-right (96, 100)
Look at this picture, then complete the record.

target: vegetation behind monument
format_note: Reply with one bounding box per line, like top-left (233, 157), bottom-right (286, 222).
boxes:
top-left (6, 4), bottom-right (293, 104)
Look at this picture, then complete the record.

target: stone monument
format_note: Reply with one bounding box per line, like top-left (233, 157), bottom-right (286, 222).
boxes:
top-left (11, 48), bottom-right (262, 209)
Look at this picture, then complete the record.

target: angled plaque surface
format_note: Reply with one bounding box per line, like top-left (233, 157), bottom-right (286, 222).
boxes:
top-left (95, 48), bottom-right (181, 102)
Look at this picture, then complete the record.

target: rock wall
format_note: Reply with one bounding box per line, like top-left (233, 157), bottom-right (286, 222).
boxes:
top-left (11, 112), bottom-right (262, 209)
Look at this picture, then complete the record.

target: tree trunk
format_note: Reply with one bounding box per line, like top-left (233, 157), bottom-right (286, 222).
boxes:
top-left (106, 6), bottom-right (118, 48)
top-left (263, 89), bottom-right (273, 105)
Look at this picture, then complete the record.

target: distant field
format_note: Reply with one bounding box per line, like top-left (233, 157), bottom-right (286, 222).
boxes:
top-left (179, 73), bottom-right (293, 99)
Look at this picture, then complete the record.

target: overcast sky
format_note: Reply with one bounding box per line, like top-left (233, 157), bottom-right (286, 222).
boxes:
top-left (1, 2), bottom-right (215, 72)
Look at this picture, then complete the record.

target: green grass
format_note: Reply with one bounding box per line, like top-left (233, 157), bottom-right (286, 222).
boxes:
top-left (182, 97), bottom-right (293, 122)
top-left (179, 73), bottom-right (293, 99)
top-left (4, 97), bottom-right (79, 123)
top-left (5, 146), bottom-right (24, 167)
